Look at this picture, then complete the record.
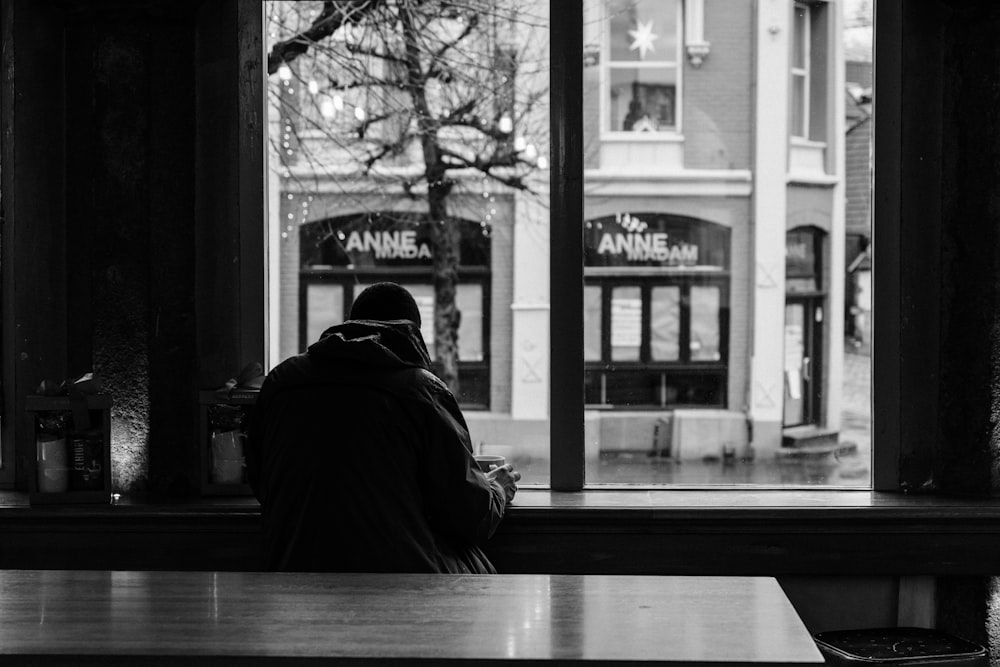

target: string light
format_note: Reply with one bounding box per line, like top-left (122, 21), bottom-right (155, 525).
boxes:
top-left (278, 65), bottom-right (292, 81)
top-left (514, 136), bottom-right (526, 152)
top-left (354, 107), bottom-right (366, 121)
top-left (308, 80), bottom-right (319, 95)
top-left (320, 99), bottom-right (336, 118)
top-left (524, 143), bottom-right (538, 160)
top-left (538, 156), bottom-right (549, 169)
top-left (333, 95), bottom-right (344, 111)
top-left (498, 115), bottom-right (513, 134)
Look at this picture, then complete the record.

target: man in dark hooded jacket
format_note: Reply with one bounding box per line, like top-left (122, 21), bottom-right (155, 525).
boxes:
top-left (246, 282), bottom-right (520, 573)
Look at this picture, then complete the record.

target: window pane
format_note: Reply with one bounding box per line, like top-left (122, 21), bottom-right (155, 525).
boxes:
top-left (305, 283), bottom-right (343, 344)
top-left (650, 286), bottom-right (679, 361)
top-left (609, 68), bottom-right (676, 132)
top-left (582, 0), bottom-right (872, 487)
top-left (267, 0), bottom-right (550, 485)
top-left (607, 0), bottom-right (679, 62)
top-left (793, 5), bottom-right (808, 70)
top-left (456, 284), bottom-right (483, 362)
top-left (791, 74), bottom-right (807, 138)
top-left (610, 286), bottom-right (642, 361)
top-left (355, 282), bottom-right (490, 363)
top-left (584, 285), bottom-right (603, 361)
top-left (690, 286), bottom-right (721, 361)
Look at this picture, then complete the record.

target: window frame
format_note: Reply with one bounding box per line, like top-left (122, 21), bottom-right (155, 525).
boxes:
top-left (549, 0), bottom-right (895, 492)
top-left (790, 1), bottom-right (811, 140)
top-left (600, 0), bottom-right (684, 139)
top-left (582, 275), bottom-right (729, 409)
top-left (255, 0), bottom-right (897, 494)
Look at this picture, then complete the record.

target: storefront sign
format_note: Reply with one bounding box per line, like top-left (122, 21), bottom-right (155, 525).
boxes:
top-left (585, 212), bottom-right (729, 269)
top-left (300, 212), bottom-right (490, 269)
top-left (343, 230), bottom-right (432, 260)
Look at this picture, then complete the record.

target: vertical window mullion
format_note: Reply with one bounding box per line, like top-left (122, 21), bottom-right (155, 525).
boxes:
top-left (680, 282), bottom-right (692, 363)
top-left (549, 0), bottom-right (585, 491)
top-left (601, 284), bottom-right (612, 362)
top-left (640, 282), bottom-right (652, 363)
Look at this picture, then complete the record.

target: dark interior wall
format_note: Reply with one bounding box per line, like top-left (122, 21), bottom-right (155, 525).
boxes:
top-left (890, 0), bottom-right (1000, 496)
top-left (3, 0), bottom-right (70, 490)
top-left (63, 1), bottom-right (202, 497)
top-left (5, 0), bottom-right (231, 498)
top-left (936, 0), bottom-right (1000, 495)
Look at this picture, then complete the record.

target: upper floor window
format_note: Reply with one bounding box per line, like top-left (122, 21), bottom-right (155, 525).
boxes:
top-left (791, 2), bottom-right (811, 139)
top-left (604, 0), bottom-right (682, 135)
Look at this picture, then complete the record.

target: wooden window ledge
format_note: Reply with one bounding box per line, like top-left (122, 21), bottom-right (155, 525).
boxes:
top-left (2, 489), bottom-right (1000, 574)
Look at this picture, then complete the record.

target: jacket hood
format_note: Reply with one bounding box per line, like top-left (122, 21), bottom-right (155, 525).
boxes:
top-left (307, 319), bottom-right (432, 370)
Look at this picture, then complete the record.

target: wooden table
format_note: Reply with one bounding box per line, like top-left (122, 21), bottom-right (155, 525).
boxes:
top-left (0, 570), bottom-right (823, 665)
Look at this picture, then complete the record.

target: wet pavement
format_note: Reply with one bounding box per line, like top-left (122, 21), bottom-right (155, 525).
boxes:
top-left (515, 349), bottom-right (873, 487)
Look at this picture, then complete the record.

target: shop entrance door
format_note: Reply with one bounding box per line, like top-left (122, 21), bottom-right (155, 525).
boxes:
top-left (783, 298), bottom-right (822, 426)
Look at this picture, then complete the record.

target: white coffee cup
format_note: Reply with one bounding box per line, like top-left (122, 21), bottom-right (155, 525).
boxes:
top-left (474, 455), bottom-right (506, 473)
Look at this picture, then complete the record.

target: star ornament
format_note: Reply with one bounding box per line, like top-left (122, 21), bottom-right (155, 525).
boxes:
top-left (628, 19), bottom-right (659, 59)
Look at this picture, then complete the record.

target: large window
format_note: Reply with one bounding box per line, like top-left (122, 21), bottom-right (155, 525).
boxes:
top-left (604, 0), bottom-right (681, 134)
top-left (791, 2), bottom-right (811, 139)
top-left (267, 0), bottom-right (870, 490)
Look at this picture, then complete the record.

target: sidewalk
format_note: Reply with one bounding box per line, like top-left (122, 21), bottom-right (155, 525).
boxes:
top-left (518, 348), bottom-right (873, 487)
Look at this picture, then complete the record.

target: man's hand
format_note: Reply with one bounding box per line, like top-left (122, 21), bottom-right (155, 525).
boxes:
top-left (485, 464), bottom-right (521, 504)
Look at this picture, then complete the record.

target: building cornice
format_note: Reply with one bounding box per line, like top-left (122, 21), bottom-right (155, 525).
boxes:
top-left (583, 169), bottom-right (753, 198)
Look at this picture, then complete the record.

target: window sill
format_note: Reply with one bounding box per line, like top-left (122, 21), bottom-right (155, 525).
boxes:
top-left (3, 490), bottom-right (1000, 574)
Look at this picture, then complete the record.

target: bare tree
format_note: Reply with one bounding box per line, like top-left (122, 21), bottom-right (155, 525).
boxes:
top-left (267, 0), bottom-right (548, 394)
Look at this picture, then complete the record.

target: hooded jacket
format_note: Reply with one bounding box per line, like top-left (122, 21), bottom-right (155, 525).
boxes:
top-left (246, 319), bottom-right (506, 573)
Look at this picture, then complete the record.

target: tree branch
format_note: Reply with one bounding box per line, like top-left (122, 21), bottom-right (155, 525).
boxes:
top-left (437, 146), bottom-right (533, 192)
top-left (426, 12), bottom-right (480, 81)
top-left (267, 0), bottom-right (385, 75)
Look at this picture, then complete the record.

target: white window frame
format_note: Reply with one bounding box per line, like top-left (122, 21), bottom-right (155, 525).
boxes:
top-left (790, 1), bottom-right (811, 140)
top-left (601, 0), bottom-right (684, 140)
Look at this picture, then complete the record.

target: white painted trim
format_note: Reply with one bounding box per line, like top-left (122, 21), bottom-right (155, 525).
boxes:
top-left (602, 132), bottom-right (685, 143)
top-left (789, 136), bottom-right (827, 149)
top-left (510, 303), bottom-right (551, 311)
top-left (684, 0), bottom-right (711, 66)
top-left (586, 168), bottom-right (752, 181)
top-left (584, 169), bottom-right (753, 197)
top-left (786, 174), bottom-right (839, 186)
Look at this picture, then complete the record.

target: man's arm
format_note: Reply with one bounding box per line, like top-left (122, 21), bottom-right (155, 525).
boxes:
top-left (417, 375), bottom-right (514, 544)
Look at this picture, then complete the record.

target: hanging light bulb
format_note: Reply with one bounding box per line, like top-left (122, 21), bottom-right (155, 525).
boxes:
top-left (320, 99), bottom-right (336, 118)
top-left (308, 80), bottom-right (319, 95)
top-left (514, 135), bottom-right (527, 152)
top-left (278, 65), bottom-right (292, 81)
top-left (498, 114), bottom-right (513, 134)
top-left (355, 107), bottom-right (366, 121)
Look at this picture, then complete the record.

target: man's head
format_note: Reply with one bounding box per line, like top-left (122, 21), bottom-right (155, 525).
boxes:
top-left (349, 282), bottom-right (421, 326)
